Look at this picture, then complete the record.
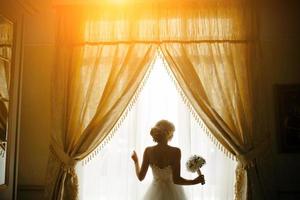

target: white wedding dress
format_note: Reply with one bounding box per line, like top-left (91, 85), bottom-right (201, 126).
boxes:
top-left (143, 164), bottom-right (187, 200)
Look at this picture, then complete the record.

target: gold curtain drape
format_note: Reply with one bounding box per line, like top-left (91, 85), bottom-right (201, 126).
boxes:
top-left (46, 14), bottom-right (156, 198)
top-left (47, 1), bottom-right (263, 199)
top-left (161, 42), bottom-right (255, 199)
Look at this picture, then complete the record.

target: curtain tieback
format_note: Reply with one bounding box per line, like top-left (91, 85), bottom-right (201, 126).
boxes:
top-left (0, 96), bottom-right (9, 102)
top-left (50, 142), bottom-right (77, 171)
top-left (237, 136), bottom-right (270, 168)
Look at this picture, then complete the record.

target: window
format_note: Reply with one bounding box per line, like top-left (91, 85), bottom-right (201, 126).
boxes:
top-left (77, 53), bottom-right (237, 200)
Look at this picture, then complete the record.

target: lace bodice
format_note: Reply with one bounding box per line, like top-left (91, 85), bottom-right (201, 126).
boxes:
top-left (151, 165), bottom-right (173, 183)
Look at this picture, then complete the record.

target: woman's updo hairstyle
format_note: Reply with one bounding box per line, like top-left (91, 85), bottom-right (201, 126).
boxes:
top-left (150, 120), bottom-right (175, 143)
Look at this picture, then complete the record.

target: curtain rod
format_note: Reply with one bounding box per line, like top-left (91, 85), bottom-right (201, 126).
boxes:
top-left (68, 39), bottom-right (255, 46)
top-left (52, 0), bottom-right (236, 7)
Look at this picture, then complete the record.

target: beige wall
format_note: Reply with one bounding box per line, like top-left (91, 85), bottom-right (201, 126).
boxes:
top-left (17, 2), bottom-right (55, 198)
top-left (16, 0), bottom-right (300, 199)
top-left (19, 45), bottom-right (53, 185)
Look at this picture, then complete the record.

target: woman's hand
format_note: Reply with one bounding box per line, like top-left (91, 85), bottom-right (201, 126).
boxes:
top-left (194, 172), bottom-right (205, 185)
top-left (131, 150), bottom-right (138, 163)
top-left (195, 174), bottom-right (205, 185)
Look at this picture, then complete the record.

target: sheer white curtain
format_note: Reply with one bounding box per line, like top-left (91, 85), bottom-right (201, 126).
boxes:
top-left (77, 54), bottom-right (237, 200)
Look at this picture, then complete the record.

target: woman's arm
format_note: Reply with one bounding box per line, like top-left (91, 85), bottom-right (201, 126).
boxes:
top-left (172, 148), bottom-right (205, 185)
top-left (131, 148), bottom-right (150, 181)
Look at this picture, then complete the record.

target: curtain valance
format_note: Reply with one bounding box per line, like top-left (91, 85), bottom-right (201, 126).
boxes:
top-left (56, 0), bottom-right (256, 44)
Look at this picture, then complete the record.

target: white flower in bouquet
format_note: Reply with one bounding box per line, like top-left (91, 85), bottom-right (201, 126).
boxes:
top-left (186, 155), bottom-right (206, 175)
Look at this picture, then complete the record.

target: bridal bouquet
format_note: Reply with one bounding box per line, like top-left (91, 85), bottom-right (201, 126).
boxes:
top-left (186, 155), bottom-right (206, 176)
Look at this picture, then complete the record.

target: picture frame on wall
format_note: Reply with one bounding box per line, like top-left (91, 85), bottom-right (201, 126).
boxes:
top-left (275, 84), bottom-right (300, 153)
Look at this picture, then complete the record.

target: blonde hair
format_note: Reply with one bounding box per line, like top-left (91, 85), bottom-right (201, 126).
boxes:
top-left (150, 120), bottom-right (175, 143)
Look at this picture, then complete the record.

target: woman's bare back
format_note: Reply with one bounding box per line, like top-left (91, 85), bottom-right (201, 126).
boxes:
top-left (147, 145), bottom-right (180, 169)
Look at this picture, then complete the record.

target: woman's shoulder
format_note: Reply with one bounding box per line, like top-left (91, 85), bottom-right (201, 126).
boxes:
top-left (144, 145), bottom-right (156, 152)
top-left (167, 145), bottom-right (179, 149)
top-left (145, 145), bottom-right (157, 149)
top-left (167, 145), bottom-right (181, 153)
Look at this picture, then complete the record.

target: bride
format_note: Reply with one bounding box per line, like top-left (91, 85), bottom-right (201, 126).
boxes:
top-left (131, 120), bottom-right (205, 200)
